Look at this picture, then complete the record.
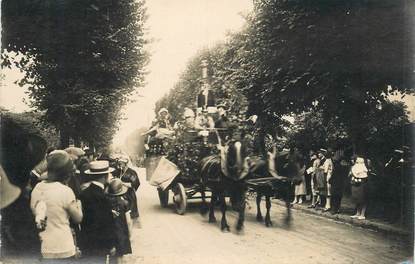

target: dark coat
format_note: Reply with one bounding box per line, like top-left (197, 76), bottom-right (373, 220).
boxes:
top-left (197, 89), bottom-right (215, 108)
top-left (107, 195), bottom-right (132, 256)
top-left (113, 168), bottom-right (140, 218)
top-left (215, 115), bottom-right (229, 142)
top-left (331, 160), bottom-right (350, 197)
top-left (79, 183), bottom-right (116, 256)
top-left (118, 168), bottom-right (140, 191)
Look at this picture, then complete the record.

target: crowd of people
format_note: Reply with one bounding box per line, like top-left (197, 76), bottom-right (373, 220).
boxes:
top-left (291, 149), bottom-right (372, 220)
top-left (1, 104), bottom-right (410, 263)
top-left (30, 149), bottom-right (140, 263)
top-left (1, 116), bottom-right (140, 264)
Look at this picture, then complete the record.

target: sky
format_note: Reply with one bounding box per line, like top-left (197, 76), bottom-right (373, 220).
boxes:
top-left (0, 0), bottom-right (254, 146)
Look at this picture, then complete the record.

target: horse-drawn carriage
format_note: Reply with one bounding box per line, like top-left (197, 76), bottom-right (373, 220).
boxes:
top-left (145, 129), bottom-right (218, 215)
top-left (144, 61), bottom-right (301, 230)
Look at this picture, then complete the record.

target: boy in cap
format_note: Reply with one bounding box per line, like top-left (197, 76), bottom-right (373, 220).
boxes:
top-left (106, 178), bottom-right (133, 263)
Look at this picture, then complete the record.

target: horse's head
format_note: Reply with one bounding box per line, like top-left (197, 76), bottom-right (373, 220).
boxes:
top-left (267, 147), bottom-right (304, 182)
top-left (225, 140), bottom-right (250, 180)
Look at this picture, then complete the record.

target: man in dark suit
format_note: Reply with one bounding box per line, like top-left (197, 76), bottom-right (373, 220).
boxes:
top-left (79, 160), bottom-right (116, 260)
top-left (197, 88), bottom-right (215, 110)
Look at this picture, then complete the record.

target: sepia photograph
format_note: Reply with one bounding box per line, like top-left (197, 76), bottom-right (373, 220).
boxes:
top-left (1, 0), bottom-right (414, 263)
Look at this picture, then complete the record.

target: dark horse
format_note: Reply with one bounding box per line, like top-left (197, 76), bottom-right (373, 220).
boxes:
top-left (252, 147), bottom-right (304, 227)
top-left (200, 139), bottom-right (251, 232)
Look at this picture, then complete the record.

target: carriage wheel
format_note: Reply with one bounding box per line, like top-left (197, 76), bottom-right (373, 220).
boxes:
top-left (173, 183), bottom-right (187, 215)
top-left (158, 189), bottom-right (169, 208)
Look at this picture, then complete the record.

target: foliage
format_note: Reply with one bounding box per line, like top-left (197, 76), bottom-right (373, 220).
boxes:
top-left (286, 100), bottom-right (409, 165)
top-left (0, 107), bottom-right (60, 148)
top-left (363, 101), bottom-right (410, 164)
top-left (230, 0), bottom-right (413, 148)
top-left (155, 44), bottom-right (248, 124)
top-left (2, 0), bottom-right (149, 149)
top-left (286, 109), bottom-right (350, 151)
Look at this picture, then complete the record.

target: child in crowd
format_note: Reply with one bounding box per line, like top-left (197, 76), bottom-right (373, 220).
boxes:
top-left (106, 178), bottom-right (133, 264)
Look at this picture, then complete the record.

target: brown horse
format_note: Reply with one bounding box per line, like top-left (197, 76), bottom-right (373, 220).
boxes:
top-left (253, 147), bottom-right (304, 227)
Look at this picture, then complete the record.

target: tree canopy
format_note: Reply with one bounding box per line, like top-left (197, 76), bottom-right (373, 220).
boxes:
top-left (231, 0), bottom-right (413, 150)
top-left (156, 0), bottom-right (413, 156)
top-left (156, 45), bottom-right (248, 124)
top-left (2, 0), bottom-right (149, 149)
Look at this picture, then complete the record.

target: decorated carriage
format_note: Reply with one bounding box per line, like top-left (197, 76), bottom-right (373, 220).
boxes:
top-left (145, 128), bottom-right (219, 215)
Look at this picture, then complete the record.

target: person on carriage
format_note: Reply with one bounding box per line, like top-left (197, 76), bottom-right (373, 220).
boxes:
top-left (195, 108), bottom-right (215, 130)
top-left (142, 108), bottom-right (174, 156)
top-left (173, 108), bottom-right (197, 138)
top-left (214, 103), bottom-right (230, 142)
top-left (142, 108), bottom-right (174, 140)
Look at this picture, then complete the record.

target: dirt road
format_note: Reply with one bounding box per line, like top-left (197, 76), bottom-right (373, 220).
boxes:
top-left (125, 170), bottom-right (412, 264)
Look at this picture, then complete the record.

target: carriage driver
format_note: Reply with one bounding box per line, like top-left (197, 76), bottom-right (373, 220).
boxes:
top-left (214, 103), bottom-right (229, 142)
top-left (173, 108), bottom-right (196, 137)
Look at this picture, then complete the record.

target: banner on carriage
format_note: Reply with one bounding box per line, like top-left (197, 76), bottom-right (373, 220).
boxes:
top-left (145, 156), bottom-right (161, 181)
top-left (149, 156), bottom-right (180, 191)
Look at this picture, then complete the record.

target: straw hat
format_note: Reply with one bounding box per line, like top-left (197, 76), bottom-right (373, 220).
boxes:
top-left (84, 160), bottom-right (115, 175)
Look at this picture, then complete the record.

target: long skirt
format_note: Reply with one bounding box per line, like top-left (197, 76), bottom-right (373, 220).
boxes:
top-left (351, 181), bottom-right (368, 205)
top-left (315, 168), bottom-right (327, 196)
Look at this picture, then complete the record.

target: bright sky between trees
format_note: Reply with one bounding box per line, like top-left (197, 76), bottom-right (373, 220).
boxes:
top-left (113, 0), bottom-right (253, 145)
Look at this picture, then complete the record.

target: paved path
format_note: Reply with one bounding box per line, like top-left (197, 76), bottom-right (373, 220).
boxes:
top-left (125, 170), bottom-right (412, 264)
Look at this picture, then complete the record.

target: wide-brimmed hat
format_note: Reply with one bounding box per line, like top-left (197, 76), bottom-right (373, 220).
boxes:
top-left (107, 178), bottom-right (128, 196)
top-left (64, 147), bottom-right (86, 160)
top-left (158, 108), bottom-right (169, 115)
top-left (84, 160), bottom-right (115, 175)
